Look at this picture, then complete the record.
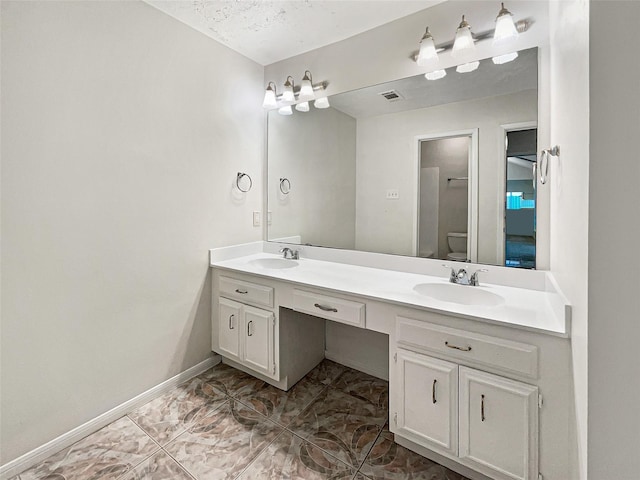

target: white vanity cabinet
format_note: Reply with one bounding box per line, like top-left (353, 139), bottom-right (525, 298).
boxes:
top-left (395, 349), bottom-right (459, 456)
top-left (459, 367), bottom-right (539, 480)
top-left (218, 297), bottom-right (275, 378)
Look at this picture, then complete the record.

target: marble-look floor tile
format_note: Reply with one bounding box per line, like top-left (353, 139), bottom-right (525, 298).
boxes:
top-left (332, 368), bottom-right (389, 413)
top-left (128, 376), bottom-right (228, 445)
top-left (164, 398), bottom-right (283, 480)
top-left (287, 387), bottom-right (386, 469)
top-left (359, 431), bottom-right (469, 480)
top-left (13, 417), bottom-right (158, 480)
top-left (304, 359), bottom-right (348, 386)
top-left (237, 430), bottom-right (355, 480)
top-left (236, 377), bottom-right (325, 427)
top-left (198, 363), bottom-right (267, 398)
top-left (117, 450), bottom-right (193, 480)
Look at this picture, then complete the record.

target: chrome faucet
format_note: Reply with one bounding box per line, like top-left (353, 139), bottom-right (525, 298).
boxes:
top-left (443, 265), bottom-right (488, 286)
top-left (279, 247), bottom-right (299, 260)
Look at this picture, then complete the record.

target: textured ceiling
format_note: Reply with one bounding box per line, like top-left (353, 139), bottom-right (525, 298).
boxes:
top-left (145, 1), bottom-right (443, 65)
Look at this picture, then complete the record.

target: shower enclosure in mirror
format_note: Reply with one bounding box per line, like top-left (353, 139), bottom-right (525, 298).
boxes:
top-left (267, 47), bottom-right (541, 268)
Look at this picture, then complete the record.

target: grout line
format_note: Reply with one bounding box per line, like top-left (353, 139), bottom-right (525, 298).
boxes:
top-left (161, 446), bottom-right (198, 480)
top-left (233, 429), bottom-right (288, 479)
top-left (113, 417), bottom-right (163, 480)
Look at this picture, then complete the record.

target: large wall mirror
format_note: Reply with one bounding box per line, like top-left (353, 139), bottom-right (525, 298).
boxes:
top-left (268, 47), bottom-right (540, 268)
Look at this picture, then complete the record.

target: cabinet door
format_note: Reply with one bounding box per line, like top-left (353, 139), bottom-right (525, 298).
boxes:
top-left (218, 298), bottom-right (241, 359)
top-left (242, 305), bottom-right (274, 377)
top-left (395, 349), bottom-right (458, 456)
top-left (459, 367), bottom-right (538, 480)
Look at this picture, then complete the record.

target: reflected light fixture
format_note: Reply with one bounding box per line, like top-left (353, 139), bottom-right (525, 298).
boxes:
top-left (298, 71), bottom-right (315, 101)
top-left (452, 15), bottom-right (475, 58)
top-left (416, 27), bottom-right (439, 68)
top-left (492, 51), bottom-right (518, 64)
top-left (456, 61), bottom-right (480, 73)
top-left (295, 102), bottom-right (310, 112)
top-left (493, 3), bottom-right (519, 46)
top-left (425, 69), bottom-right (447, 81)
top-left (278, 105), bottom-right (293, 115)
top-left (262, 82), bottom-right (277, 109)
top-left (282, 76), bottom-right (295, 103)
top-left (314, 97), bottom-right (330, 109)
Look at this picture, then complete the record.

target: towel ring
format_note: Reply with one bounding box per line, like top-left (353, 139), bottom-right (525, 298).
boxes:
top-left (236, 172), bottom-right (252, 193)
top-left (279, 177), bottom-right (291, 195)
top-left (538, 146), bottom-right (560, 185)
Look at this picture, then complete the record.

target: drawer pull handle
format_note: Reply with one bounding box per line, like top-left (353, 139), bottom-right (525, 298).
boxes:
top-left (229, 314), bottom-right (235, 330)
top-left (247, 320), bottom-right (253, 336)
top-left (481, 394), bottom-right (486, 422)
top-left (314, 303), bottom-right (338, 313)
top-left (235, 288), bottom-right (248, 294)
top-left (432, 379), bottom-right (437, 404)
top-left (445, 341), bottom-right (471, 352)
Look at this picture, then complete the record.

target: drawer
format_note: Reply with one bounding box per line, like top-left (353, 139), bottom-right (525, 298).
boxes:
top-left (292, 289), bottom-right (365, 327)
top-left (219, 276), bottom-right (274, 308)
top-left (396, 317), bottom-right (538, 379)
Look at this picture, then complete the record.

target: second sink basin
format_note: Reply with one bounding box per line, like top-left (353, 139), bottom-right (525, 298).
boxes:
top-left (413, 282), bottom-right (505, 307)
top-left (249, 258), bottom-right (299, 269)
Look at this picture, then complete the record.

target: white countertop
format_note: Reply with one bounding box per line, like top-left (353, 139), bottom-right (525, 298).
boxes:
top-left (210, 251), bottom-right (570, 338)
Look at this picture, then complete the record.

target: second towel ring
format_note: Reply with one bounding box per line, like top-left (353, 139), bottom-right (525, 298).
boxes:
top-left (538, 146), bottom-right (560, 185)
top-left (236, 172), bottom-right (252, 192)
top-left (279, 177), bottom-right (291, 195)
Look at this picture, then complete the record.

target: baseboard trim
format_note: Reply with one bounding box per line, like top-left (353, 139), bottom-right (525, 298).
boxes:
top-left (0, 355), bottom-right (221, 479)
top-left (324, 350), bottom-right (388, 380)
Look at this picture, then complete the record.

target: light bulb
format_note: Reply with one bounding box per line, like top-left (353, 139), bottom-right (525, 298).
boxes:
top-left (425, 69), bottom-right (447, 81)
top-left (452, 15), bottom-right (475, 59)
top-left (278, 105), bottom-right (293, 115)
top-left (262, 83), bottom-right (277, 109)
top-left (314, 97), bottom-right (330, 109)
top-left (282, 76), bottom-right (295, 104)
top-left (295, 102), bottom-right (310, 112)
top-left (298, 71), bottom-right (315, 101)
top-left (492, 52), bottom-right (518, 64)
top-left (416, 28), bottom-right (439, 68)
top-left (456, 61), bottom-right (479, 73)
top-left (493, 3), bottom-right (519, 46)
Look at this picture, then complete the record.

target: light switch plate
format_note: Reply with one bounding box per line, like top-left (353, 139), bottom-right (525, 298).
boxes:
top-left (386, 189), bottom-right (399, 199)
top-left (253, 211), bottom-right (261, 227)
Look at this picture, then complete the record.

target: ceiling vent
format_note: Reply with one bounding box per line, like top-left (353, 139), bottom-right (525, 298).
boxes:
top-left (378, 89), bottom-right (404, 102)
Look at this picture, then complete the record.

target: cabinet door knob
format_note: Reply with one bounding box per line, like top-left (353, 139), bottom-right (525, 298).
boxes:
top-left (432, 379), bottom-right (437, 404)
top-left (481, 394), bottom-right (486, 422)
top-left (229, 314), bottom-right (235, 330)
top-left (247, 320), bottom-right (253, 336)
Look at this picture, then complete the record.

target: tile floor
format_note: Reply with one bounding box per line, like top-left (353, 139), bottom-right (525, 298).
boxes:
top-left (11, 360), bottom-right (469, 480)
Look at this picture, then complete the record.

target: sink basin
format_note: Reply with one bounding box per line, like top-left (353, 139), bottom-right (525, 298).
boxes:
top-left (249, 258), bottom-right (299, 269)
top-left (413, 283), bottom-right (505, 307)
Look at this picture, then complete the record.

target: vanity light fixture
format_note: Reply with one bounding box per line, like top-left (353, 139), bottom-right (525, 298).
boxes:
top-left (282, 76), bottom-right (296, 104)
top-left (314, 97), bottom-right (330, 109)
top-left (425, 69), bottom-right (447, 81)
top-left (262, 82), bottom-right (277, 109)
top-left (492, 51), bottom-right (518, 64)
top-left (416, 27), bottom-right (439, 68)
top-left (456, 61), bottom-right (480, 73)
top-left (493, 3), bottom-right (519, 46)
top-left (295, 101), bottom-right (310, 112)
top-left (278, 105), bottom-right (293, 115)
top-left (298, 71), bottom-right (315, 101)
top-left (451, 15), bottom-right (476, 59)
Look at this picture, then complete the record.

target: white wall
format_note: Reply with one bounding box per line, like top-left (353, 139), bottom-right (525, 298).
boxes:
top-left (267, 107), bottom-right (357, 249)
top-left (0, 0), bottom-right (263, 464)
top-left (588, 2), bottom-right (640, 479)
top-left (547, 1), bottom-right (590, 478)
top-left (355, 90), bottom-right (537, 263)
